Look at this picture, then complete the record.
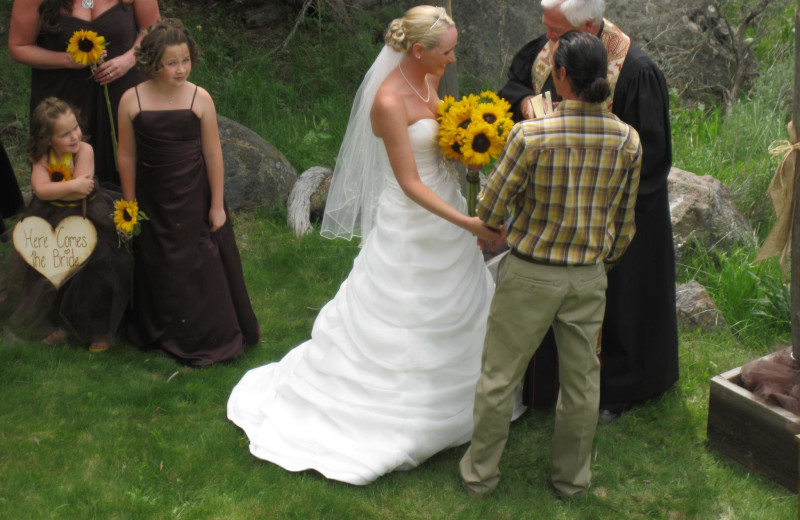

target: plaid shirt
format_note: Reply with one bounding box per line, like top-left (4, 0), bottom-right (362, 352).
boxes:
top-left (478, 100), bottom-right (641, 266)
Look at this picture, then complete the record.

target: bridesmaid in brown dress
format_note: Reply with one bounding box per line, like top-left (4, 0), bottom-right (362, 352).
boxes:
top-left (8, 0), bottom-right (160, 187)
top-left (117, 19), bottom-right (260, 366)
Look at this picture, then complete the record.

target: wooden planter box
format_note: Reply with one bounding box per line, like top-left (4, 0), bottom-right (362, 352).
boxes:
top-left (707, 347), bottom-right (800, 492)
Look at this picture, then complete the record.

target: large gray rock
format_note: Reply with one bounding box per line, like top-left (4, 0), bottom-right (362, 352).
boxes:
top-left (218, 115), bottom-right (297, 212)
top-left (446, 1), bottom-right (542, 88)
top-left (668, 167), bottom-right (756, 262)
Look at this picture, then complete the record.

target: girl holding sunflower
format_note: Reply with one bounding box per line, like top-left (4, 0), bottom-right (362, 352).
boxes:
top-left (116, 19), bottom-right (260, 366)
top-left (8, 0), bottom-right (160, 187)
top-left (4, 97), bottom-right (133, 353)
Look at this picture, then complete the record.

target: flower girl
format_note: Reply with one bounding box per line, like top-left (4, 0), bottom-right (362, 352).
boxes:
top-left (5, 97), bottom-right (132, 352)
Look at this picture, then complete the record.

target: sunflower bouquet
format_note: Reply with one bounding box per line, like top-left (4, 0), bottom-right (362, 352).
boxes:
top-left (437, 91), bottom-right (513, 216)
top-left (112, 199), bottom-right (148, 247)
top-left (67, 30), bottom-right (117, 161)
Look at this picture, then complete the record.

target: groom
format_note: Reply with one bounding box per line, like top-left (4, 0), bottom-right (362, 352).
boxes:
top-left (459, 31), bottom-right (642, 497)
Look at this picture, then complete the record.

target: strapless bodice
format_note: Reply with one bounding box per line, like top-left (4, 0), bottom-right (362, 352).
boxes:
top-left (382, 118), bottom-right (448, 190)
top-left (408, 118), bottom-right (440, 172)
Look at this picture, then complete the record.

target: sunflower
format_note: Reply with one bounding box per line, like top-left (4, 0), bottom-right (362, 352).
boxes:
top-left (477, 90), bottom-right (502, 105)
top-left (437, 95), bottom-right (457, 119)
top-left (477, 90), bottom-right (512, 112)
top-left (494, 115), bottom-right (515, 140)
top-left (113, 199), bottom-right (140, 236)
top-left (46, 162), bottom-right (72, 183)
top-left (441, 100), bottom-right (473, 131)
top-left (67, 30), bottom-right (106, 66)
top-left (473, 102), bottom-right (509, 126)
top-left (461, 120), bottom-right (504, 167)
top-left (438, 126), bottom-right (466, 162)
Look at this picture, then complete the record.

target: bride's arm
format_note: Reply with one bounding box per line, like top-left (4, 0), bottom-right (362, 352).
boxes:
top-left (371, 91), bottom-right (499, 242)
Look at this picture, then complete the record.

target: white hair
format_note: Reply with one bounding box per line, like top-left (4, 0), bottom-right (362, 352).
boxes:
top-left (541, 0), bottom-right (605, 26)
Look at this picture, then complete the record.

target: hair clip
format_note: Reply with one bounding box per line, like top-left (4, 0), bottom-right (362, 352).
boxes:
top-left (425, 7), bottom-right (446, 34)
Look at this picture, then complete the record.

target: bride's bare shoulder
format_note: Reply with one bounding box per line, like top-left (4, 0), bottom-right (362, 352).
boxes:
top-left (372, 79), bottom-right (405, 116)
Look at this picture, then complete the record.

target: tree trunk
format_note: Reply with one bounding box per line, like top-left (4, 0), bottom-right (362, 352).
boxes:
top-left (791, 1), bottom-right (800, 360)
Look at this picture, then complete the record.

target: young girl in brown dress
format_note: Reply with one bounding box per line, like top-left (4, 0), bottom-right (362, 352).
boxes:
top-left (117, 19), bottom-right (260, 366)
top-left (6, 97), bottom-right (132, 352)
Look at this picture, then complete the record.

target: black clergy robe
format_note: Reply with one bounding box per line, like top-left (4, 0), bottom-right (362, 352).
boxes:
top-left (498, 30), bottom-right (679, 411)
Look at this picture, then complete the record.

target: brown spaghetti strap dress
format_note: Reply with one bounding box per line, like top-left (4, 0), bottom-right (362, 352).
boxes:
top-left (127, 86), bottom-right (260, 366)
top-left (30, 2), bottom-right (145, 187)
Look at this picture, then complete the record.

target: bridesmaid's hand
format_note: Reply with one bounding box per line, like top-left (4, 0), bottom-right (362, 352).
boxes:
top-left (209, 207), bottom-right (226, 232)
top-left (95, 52), bottom-right (132, 85)
top-left (63, 52), bottom-right (89, 70)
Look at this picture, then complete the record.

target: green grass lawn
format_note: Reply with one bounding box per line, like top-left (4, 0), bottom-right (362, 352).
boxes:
top-left (1, 0), bottom-right (797, 517)
top-left (0, 210), bottom-right (795, 519)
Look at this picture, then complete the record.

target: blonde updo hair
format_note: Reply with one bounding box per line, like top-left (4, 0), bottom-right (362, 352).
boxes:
top-left (384, 5), bottom-right (455, 53)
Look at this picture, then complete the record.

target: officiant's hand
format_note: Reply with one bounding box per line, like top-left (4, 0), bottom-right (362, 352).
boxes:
top-left (521, 96), bottom-right (535, 120)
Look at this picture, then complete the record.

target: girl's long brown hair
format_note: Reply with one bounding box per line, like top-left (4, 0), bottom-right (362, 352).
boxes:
top-left (27, 97), bottom-right (85, 164)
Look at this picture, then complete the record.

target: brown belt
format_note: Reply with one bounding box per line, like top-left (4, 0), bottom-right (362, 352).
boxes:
top-left (510, 248), bottom-right (570, 267)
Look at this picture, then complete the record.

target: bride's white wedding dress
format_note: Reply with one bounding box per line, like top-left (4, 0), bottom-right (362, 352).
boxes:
top-left (227, 119), bottom-right (495, 485)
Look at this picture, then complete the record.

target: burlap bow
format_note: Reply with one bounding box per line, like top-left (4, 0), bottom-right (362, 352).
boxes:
top-left (754, 121), bottom-right (800, 273)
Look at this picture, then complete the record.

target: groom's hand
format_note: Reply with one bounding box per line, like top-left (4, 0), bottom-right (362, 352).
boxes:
top-left (486, 224), bottom-right (507, 252)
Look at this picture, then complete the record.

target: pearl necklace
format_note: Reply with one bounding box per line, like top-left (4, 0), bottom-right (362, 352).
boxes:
top-left (399, 64), bottom-right (431, 103)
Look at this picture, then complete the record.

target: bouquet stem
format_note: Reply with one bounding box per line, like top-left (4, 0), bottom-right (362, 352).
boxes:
top-left (466, 170), bottom-right (480, 217)
top-left (103, 84), bottom-right (118, 163)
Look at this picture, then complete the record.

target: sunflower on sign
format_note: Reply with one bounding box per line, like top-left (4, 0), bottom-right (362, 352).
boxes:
top-left (66, 30), bottom-right (118, 161)
top-left (436, 90), bottom-right (513, 216)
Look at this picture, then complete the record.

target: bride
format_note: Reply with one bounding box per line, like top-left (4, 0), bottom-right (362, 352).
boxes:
top-left (228, 5), bottom-right (504, 485)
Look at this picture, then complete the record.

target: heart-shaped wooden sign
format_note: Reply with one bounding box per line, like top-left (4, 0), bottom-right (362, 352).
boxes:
top-left (13, 215), bottom-right (98, 289)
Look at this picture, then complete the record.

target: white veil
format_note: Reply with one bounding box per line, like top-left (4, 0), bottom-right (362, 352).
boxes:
top-left (320, 45), bottom-right (404, 241)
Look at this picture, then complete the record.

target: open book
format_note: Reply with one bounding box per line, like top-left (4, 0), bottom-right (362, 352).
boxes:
top-left (528, 91), bottom-right (554, 118)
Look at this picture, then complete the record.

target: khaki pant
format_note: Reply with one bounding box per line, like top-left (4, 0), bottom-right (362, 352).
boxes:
top-left (460, 254), bottom-right (605, 496)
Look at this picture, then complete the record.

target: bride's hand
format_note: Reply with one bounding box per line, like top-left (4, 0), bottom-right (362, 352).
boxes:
top-left (466, 217), bottom-right (500, 242)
